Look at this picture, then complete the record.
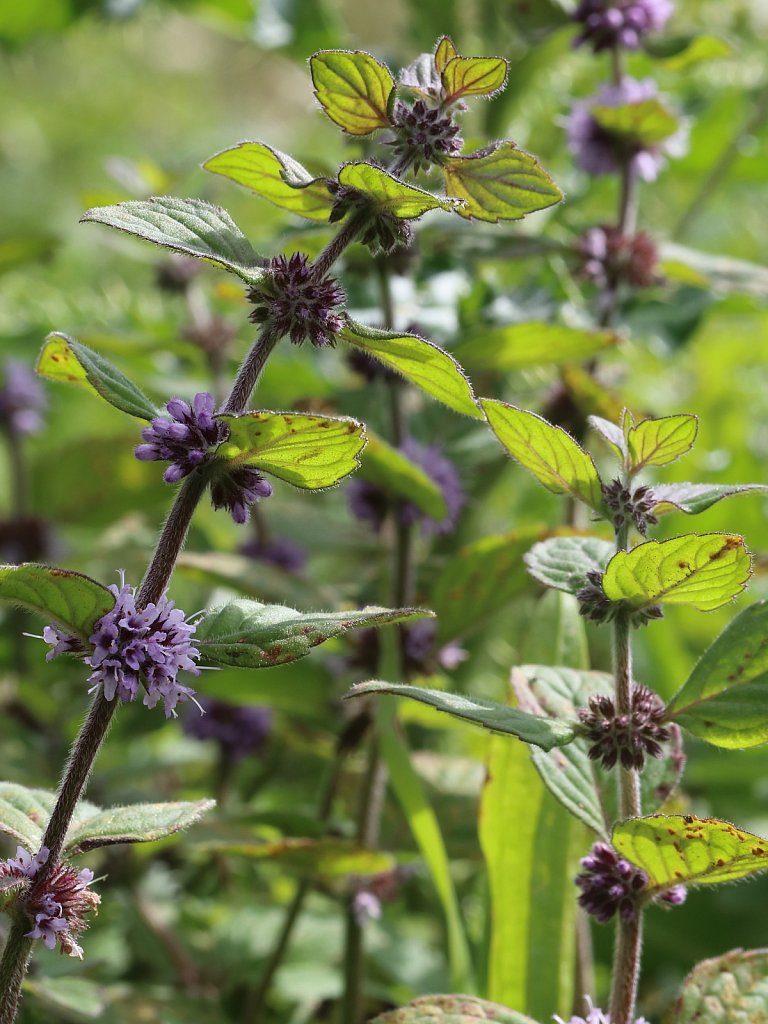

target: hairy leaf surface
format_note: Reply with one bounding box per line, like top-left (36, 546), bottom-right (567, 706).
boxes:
top-left (524, 535), bottom-right (614, 595)
top-left (0, 564), bottom-right (113, 642)
top-left (443, 142), bottom-right (563, 222)
top-left (310, 49), bottom-right (395, 135)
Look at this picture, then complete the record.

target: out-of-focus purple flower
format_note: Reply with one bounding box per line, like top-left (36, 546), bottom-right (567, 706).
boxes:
top-left (578, 225), bottom-right (660, 290)
top-left (210, 467), bottom-right (273, 525)
top-left (352, 890), bottom-right (383, 925)
top-left (46, 574), bottom-right (201, 717)
top-left (24, 860), bottom-right (100, 959)
top-left (572, 0), bottom-right (673, 52)
top-left (350, 864), bottom-right (415, 926)
top-left (555, 1001), bottom-right (649, 1024)
top-left (136, 392), bottom-right (226, 484)
top-left (247, 253), bottom-right (346, 348)
top-left (347, 438), bottom-right (464, 537)
top-left (0, 360), bottom-right (46, 435)
top-left (240, 536), bottom-right (308, 574)
top-left (183, 698), bottom-right (272, 762)
top-left (659, 883), bottom-right (687, 907)
top-left (567, 78), bottom-right (686, 181)
top-left (575, 842), bottom-right (648, 923)
top-left (342, 619), bottom-right (466, 679)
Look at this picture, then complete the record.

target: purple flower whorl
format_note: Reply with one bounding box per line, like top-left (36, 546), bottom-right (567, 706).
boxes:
top-left (572, 0), bottom-right (673, 52)
top-left (247, 253), bottom-right (346, 348)
top-left (135, 391), bottom-right (226, 483)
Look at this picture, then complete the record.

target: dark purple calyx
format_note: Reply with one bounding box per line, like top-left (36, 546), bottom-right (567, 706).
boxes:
top-left (247, 253), bottom-right (346, 348)
top-left (578, 683), bottom-right (671, 770)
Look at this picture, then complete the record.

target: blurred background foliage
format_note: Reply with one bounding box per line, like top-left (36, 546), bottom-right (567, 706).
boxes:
top-left (1, 0), bottom-right (768, 1020)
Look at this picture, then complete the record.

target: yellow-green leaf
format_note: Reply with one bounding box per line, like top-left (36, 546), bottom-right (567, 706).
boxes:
top-left (37, 333), bottom-right (157, 420)
top-left (591, 98), bottom-right (679, 146)
top-left (203, 142), bottom-right (334, 222)
top-left (0, 564), bottom-right (113, 643)
top-left (340, 318), bottom-right (481, 418)
top-left (443, 142), bottom-right (563, 222)
top-left (218, 411), bottom-right (366, 490)
top-left (613, 815), bottom-right (768, 894)
top-left (441, 55), bottom-right (508, 103)
top-left (626, 414), bottom-right (698, 473)
top-left (481, 400), bottom-right (604, 511)
top-left (456, 322), bottom-right (617, 372)
top-left (434, 36), bottom-right (458, 73)
top-left (602, 533), bottom-right (751, 612)
top-left (338, 161), bottom-right (459, 218)
top-left (310, 49), bottom-right (395, 135)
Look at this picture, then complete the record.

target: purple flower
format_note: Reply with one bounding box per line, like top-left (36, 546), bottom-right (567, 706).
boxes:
top-left (210, 467), bottom-right (273, 525)
top-left (1, 845), bottom-right (49, 884)
top-left (555, 1002), bottom-right (649, 1024)
top-left (352, 890), bottom-right (383, 925)
top-left (240, 536), bottom-right (307, 574)
top-left (575, 842), bottom-right (648, 923)
top-left (347, 438), bottom-right (464, 537)
top-left (578, 225), bottom-right (660, 290)
top-left (43, 625), bottom-right (79, 661)
top-left (46, 575), bottom-right (201, 717)
top-left (136, 392), bottom-right (226, 483)
top-left (183, 698), bottom-right (272, 762)
top-left (23, 859), bottom-right (100, 959)
top-left (567, 78), bottom-right (686, 181)
top-left (247, 253), bottom-right (346, 348)
top-left (659, 883), bottom-right (687, 907)
top-left (572, 0), bottom-right (673, 52)
top-left (342, 619), bottom-right (466, 678)
top-left (0, 360), bottom-right (46, 435)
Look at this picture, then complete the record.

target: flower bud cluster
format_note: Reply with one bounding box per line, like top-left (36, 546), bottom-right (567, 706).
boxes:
top-left (577, 570), bottom-right (663, 628)
top-left (602, 478), bottom-right (658, 536)
top-left (388, 99), bottom-right (463, 175)
top-left (578, 225), bottom-right (660, 290)
top-left (136, 392), bottom-right (226, 484)
top-left (247, 253), bottom-right (346, 348)
top-left (329, 182), bottom-right (414, 254)
top-left (578, 683), bottom-right (670, 770)
top-left (575, 842), bottom-right (648, 922)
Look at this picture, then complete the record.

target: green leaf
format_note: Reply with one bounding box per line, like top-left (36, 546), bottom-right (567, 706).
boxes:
top-left (378, 707), bottom-right (473, 989)
top-left (481, 400), bottom-right (604, 511)
top-left (649, 33), bottom-right (733, 72)
top-left (217, 411), bottom-right (366, 489)
top-left (81, 197), bottom-right (263, 283)
top-left (0, 783), bottom-right (54, 850)
top-left (348, 681), bottom-right (577, 751)
top-left (434, 36), bottom-right (458, 74)
top-left (480, 729), bottom-right (578, 1017)
top-left (0, 563), bottom-right (113, 642)
top-left (626, 414), bottom-right (698, 473)
top-left (371, 996), bottom-right (539, 1024)
top-left (441, 55), bottom-right (508, 103)
top-left (430, 528), bottom-right (546, 642)
top-left (36, 333), bottom-right (157, 421)
top-left (337, 161), bottom-right (459, 217)
top-left (524, 535), bottom-right (614, 595)
top-left (310, 49), bottom-right (395, 135)
top-left (340, 318), bottom-right (481, 418)
top-left (193, 835), bottom-right (394, 880)
top-left (667, 601), bottom-right (768, 749)
top-left (64, 799), bottom-right (215, 854)
top-left (443, 142), bottom-right (563, 222)
top-left (23, 977), bottom-right (108, 1021)
top-left (602, 533), bottom-right (752, 612)
top-left (456, 323), bottom-right (617, 372)
top-left (196, 600), bottom-right (430, 669)
top-left (591, 98), bottom-right (679, 146)
top-left (203, 142), bottom-right (335, 222)
top-left (588, 414), bottom-right (628, 460)
top-left (357, 432), bottom-right (448, 520)
top-left (675, 948), bottom-right (768, 1023)
top-left (651, 482), bottom-right (768, 516)
top-left (613, 815), bottom-right (768, 894)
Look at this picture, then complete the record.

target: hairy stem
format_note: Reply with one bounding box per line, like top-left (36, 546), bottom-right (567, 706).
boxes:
top-left (311, 213), bottom-right (366, 281)
top-left (0, 915), bottom-right (33, 1024)
top-left (609, 914), bottom-right (643, 1024)
top-left (221, 327), bottom-right (280, 416)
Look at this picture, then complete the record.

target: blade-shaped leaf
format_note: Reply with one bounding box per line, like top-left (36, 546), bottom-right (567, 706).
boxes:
top-left (36, 333), bottom-right (157, 421)
top-left (602, 533), bottom-right (752, 612)
top-left (434, 37), bottom-right (458, 74)
top-left (651, 482), bottom-right (768, 516)
top-left (196, 601), bottom-right (430, 669)
top-left (310, 49), bottom-right (395, 135)
top-left (0, 783), bottom-right (54, 849)
top-left (348, 681), bottom-right (577, 751)
top-left (591, 97), bottom-right (679, 146)
top-left (613, 815), bottom-right (768, 894)
top-left (441, 55), bottom-right (508, 103)
top-left (0, 563), bottom-right (113, 642)
top-left (64, 799), bottom-right (215, 854)
top-left (340, 318), bottom-right (481, 418)
top-left (81, 197), bottom-right (264, 283)
top-left (371, 995), bottom-right (540, 1024)
top-left (674, 948), bottom-right (768, 1024)
top-left (524, 535), bottom-right (614, 595)
top-left (218, 411), bottom-right (365, 490)
top-left (481, 400), bottom-right (604, 511)
top-left (443, 142), bottom-right (563, 222)
top-left (431, 528), bottom-right (546, 642)
top-left (338, 161), bottom-right (459, 217)
top-left (203, 142), bottom-right (335, 222)
top-left (667, 601), bottom-right (768, 748)
top-left (357, 432), bottom-right (448, 520)
top-left (23, 977), bottom-right (108, 1021)
top-left (626, 414), bottom-right (698, 473)
top-left (193, 835), bottom-right (393, 880)
top-left (456, 323), bottom-right (617, 372)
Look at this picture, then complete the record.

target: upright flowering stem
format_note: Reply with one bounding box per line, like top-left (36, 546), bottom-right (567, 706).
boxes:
top-left (609, 513), bottom-right (642, 1024)
top-left (220, 326), bottom-right (280, 416)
